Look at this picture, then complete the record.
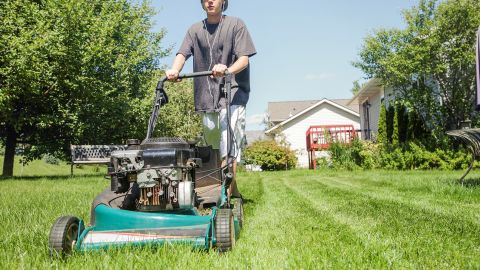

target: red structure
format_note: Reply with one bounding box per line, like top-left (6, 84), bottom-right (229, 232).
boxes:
top-left (306, 125), bottom-right (357, 169)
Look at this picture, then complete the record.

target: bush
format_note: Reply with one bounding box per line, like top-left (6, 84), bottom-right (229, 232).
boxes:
top-left (327, 139), bottom-right (380, 170)
top-left (329, 141), bottom-right (358, 170)
top-left (42, 154), bottom-right (60, 165)
top-left (243, 140), bottom-right (297, 171)
top-left (378, 142), bottom-right (472, 170)
top-left (323, 139), bottom-right (472, 171)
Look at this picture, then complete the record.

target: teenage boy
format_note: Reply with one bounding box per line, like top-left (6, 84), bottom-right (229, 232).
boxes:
top-left (166, 0), bottom-right (256, 198)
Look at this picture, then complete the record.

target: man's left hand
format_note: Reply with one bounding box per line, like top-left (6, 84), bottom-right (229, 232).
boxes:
top-left (212, 64), bottom-right (229, 77)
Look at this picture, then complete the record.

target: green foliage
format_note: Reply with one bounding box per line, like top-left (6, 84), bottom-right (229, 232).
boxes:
top-left (328, 139), bottom-right (380, 170)
top-left (329, 141), bottom-right (359, 170)
top-left (377, 103), bottom-right (387, 144)
top-left (42, 154), bottom-right (60, 165)
top-left (354, 0), bottom-right (480, 143)
top-left (392, 106), bottom-right (400, 146)
top-left (0, 0), bottom-right (170, 166)
top-left (386, 106), bottom-right (395, 143)
top-left (350, 80), bottom-right (364, 95)
top-left (324, 138), bottom-right (472, 171)
top-left (153, 79), bottom-right (202, 140)
top-left (243, 140), bottom-right (297, 171)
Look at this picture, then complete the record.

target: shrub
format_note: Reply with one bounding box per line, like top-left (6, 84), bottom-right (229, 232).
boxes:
top-left (322, 139), bottom-right (472, 171)
top-left (328, 139), bottom-right (381, 170)
top-left (42, 154), bottom-right (60, 165)
top-left (329, 141), bottom-right (358, 170)
top-left (243, 140), bottom-right (297, 171)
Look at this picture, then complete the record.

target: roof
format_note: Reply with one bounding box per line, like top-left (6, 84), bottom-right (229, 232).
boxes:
top-left (347, 78), bottom-right (383, 105)
top-left (268, 99), bottom-right (359, 123)
top-left (265, 98), bottom-right (360, 134)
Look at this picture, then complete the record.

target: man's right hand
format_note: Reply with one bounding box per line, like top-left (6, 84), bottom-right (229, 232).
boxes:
top-left (166, 69), bottom-right (180, 81)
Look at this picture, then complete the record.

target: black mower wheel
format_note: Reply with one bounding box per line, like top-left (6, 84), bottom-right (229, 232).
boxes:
top-left (214, 208), bottom-right (235, 252)
top-left (232, 198), bottom-right (244, 228)
top-left (48, 216), bottom-right (80, 257)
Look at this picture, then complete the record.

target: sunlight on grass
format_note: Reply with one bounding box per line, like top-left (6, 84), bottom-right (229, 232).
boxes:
top-left (0, 156), bottom-right (103, 178)
top-left (0, 167), bottom-right (479, 269)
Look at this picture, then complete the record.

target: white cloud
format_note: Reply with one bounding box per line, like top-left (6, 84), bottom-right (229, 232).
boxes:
top-left (304, 73), bottom-right (335, 81)
top-left (246, 113), bottom-right (266, 126)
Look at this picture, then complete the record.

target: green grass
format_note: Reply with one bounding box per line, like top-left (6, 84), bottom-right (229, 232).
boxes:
top-left (1, 160), bottom-right (480, 269)
top-left (0, 156), bottom-right (103, 177)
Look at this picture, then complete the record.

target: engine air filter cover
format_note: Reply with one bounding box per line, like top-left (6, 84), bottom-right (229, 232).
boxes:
top-left (141, 137), bottom-right (190, 150)
top-left (142, 148), bottom-right (194, 167)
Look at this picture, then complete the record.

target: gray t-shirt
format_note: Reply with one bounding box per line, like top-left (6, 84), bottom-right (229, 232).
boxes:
top-left (178, 16), bottom-right (256, 112)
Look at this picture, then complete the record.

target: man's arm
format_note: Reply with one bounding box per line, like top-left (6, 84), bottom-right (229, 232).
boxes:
top-left (212, 56), bottom-right (249, 77)
top-left (166, 54), bottom-right (187, 80)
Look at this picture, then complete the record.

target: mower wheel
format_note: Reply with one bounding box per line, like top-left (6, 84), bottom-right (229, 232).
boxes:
top-left (48, 216), bottom-right (80, 257)
top-left (232, 198), bottom-right (244, 228)
top-left (214, 208), bottom-right (235, 252)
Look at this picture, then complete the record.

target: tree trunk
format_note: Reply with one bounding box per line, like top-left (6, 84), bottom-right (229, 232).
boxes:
top-left (2, 124), bottom-right (17, 177)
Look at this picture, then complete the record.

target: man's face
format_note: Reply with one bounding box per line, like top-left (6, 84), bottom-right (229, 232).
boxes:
top-left (203, 0), bottom-right (224, 15)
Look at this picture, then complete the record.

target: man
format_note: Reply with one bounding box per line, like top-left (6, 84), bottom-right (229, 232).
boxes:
top-left (166, 0), bottom-right (256, 198)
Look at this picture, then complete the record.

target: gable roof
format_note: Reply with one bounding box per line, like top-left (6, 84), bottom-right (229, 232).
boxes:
top-left (265, 98), bottom-right (360, 134)
top-left (268, 99), bottom-right (359, 123)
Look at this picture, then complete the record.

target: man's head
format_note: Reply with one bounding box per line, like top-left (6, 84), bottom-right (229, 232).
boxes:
top-left (201, 0), bottom-right (228, 13)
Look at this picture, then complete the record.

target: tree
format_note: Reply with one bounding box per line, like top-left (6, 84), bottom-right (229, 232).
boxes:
top-left (354, 0), bottom-right (480, 146)
top-left (386, 106), bottom-right (395, 144)
top-left (153, 79), bottom-right (202, 141)
top-left (351, 80), bottom-right (365, 96)
top-left (392, 105), bottom-right (400, 146)
top-left (377, 103), bottom-right (387, 144)
top-left (0, 0), bottom-right (169, 176)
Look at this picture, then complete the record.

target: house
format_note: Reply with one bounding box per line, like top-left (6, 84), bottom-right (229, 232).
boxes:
top-left (347, 78), bottom-right (394, 140)
top-left (265, 98), bottom-right (360, 168)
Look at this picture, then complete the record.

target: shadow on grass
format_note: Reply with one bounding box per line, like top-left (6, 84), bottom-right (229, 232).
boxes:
top-left (0, 173), bottom-right (104, 181)
top-left (242, 198), bottom-right (255, 205)
top-left (458, 177), bottom-right (480, 188)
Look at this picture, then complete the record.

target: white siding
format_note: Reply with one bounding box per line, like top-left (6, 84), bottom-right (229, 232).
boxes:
top-left (359, 93), bottom-right (383, 139)
top-left (274, 102), bottom-right (360, 168)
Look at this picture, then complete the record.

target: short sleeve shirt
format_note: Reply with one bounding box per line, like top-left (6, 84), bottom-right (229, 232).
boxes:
top-left (178, 16), bottom-right (256, 112)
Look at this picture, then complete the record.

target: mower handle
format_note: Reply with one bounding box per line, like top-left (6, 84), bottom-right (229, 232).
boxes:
top-left (158, 71), bottom-right (214, 84)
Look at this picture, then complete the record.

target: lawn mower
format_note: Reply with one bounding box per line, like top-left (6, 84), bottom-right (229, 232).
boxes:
top-left (48, 71), bottom-right (243, 255)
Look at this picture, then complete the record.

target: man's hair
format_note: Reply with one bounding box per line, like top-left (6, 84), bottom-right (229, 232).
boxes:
top-left (201, 0), bottom-right (228, 11)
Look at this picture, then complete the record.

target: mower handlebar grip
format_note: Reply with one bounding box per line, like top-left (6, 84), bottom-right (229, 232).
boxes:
top-left (156, 71), bottom-right (215, 91)
top-left (178, 71), bottom-right (213, 79)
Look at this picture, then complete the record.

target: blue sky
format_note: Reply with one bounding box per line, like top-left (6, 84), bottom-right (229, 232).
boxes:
top-left (150, 0), bottom-right (418, 130)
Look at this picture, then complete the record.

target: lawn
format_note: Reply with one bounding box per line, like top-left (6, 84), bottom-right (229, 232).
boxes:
top-left (0, 158), bottom-right (479, 269)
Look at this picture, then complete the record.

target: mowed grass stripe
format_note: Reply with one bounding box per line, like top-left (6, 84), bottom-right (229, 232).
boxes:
top-left (1, 169), bottom-right (479, 269)
top-left (341, 170), bottom-right (480, 204)
top-left (289, 169), bottom-right (480, 221)
top-left (288, 175), bottom-right (480, 269)
top-left (312, 175), bottom-right (480, 222)
top-left (243, 172), bottom-right (391, 269)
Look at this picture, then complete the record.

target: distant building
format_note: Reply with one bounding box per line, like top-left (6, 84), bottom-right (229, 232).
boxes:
top-left (265, 98), bottom-right (360, 168)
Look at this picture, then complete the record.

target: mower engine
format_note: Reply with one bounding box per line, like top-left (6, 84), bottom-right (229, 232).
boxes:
top-left (109, 138), bottom-right (201, 212)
